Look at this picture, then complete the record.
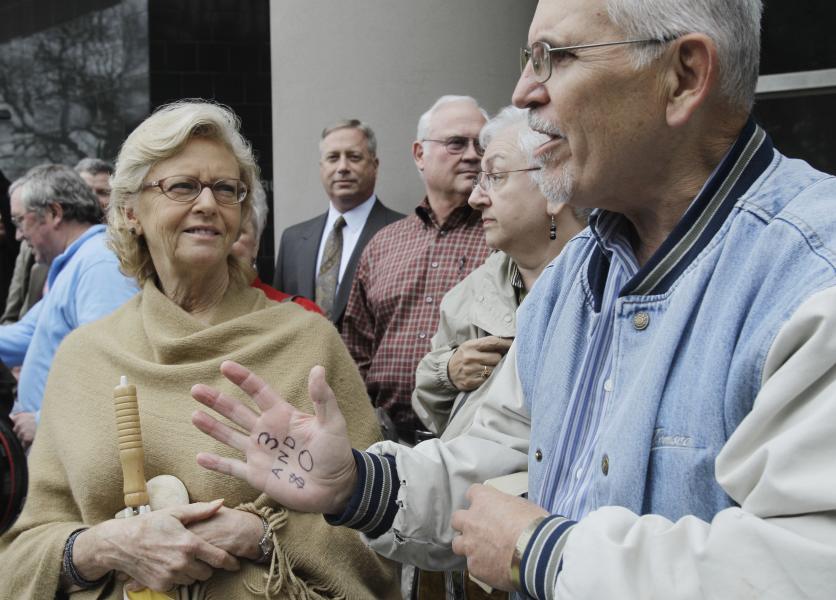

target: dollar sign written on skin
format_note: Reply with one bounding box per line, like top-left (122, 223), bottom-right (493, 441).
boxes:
top-left (288, 473), bottom-right (305, 488)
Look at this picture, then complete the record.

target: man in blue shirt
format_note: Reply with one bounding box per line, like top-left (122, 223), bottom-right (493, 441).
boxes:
top-left (2, 164), bottom-right (137, 448)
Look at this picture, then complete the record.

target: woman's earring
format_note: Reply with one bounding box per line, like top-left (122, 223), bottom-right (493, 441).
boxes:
top-left (549, 215), bottom-right (557, 240)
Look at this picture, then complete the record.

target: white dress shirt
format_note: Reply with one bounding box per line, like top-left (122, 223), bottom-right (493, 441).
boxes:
top-left (315, 194), bottom-right (377, 291)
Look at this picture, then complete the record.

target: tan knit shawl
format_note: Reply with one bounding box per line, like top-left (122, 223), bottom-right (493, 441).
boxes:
top-left (0, 281), bottom-right (398, 600)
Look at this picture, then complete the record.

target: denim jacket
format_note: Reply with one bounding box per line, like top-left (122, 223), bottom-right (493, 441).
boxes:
top-left (515, 123), bottom-right (836, 598)
top-left (518, 123), bottom-right (835, 521)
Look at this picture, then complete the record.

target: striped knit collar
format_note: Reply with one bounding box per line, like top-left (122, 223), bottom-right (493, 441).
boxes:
top-left (508, 258), bottom-right (524, 291)
top-left (586, 118), bottom-right (773, 308)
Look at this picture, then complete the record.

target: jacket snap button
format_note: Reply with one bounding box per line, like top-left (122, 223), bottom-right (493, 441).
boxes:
top-left (534, 449), bottom-right (543, 462)
top-left (601, 453), bottom-right (609, 476)
top-left (632, 312), bottom-right (650, 330)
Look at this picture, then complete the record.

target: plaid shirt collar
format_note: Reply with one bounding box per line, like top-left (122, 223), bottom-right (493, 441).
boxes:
top-left (415, 197), bottom-right (481, 230)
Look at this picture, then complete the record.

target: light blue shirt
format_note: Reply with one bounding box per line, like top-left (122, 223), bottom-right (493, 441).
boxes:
top-left (0, 224), bottom-right (138, 416)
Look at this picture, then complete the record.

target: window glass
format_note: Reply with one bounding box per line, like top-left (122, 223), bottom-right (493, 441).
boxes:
top-left (760, 1), bottom-right (836, 74)
top-left (754, 93), bottom-right (836, 174)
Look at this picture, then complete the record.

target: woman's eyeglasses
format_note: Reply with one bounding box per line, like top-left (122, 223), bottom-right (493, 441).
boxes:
top-left (141, 175), bottom-right (247, 206)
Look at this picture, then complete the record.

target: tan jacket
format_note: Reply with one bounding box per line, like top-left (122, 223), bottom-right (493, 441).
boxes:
top-left (411, 251), bottom-right (517, 437)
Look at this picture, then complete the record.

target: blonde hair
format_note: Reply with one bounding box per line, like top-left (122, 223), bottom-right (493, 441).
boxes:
top-left (108, 99), bottom-right (262, 287)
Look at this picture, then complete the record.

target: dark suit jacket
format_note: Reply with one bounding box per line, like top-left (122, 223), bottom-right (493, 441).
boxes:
top-left (273, 198), bottom-right (404, 325)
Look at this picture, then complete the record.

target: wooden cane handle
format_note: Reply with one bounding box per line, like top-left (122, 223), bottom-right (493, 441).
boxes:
top-left (113, 382), bottom-right (149, 507)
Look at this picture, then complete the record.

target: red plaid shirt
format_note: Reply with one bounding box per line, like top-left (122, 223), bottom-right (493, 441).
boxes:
top-left (342, 198), bottom-right (490, 432)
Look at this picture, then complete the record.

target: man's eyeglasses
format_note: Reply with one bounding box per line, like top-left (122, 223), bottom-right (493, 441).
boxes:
top-left (141, 175), bottom-right (248, 206)
top-left (422, 137), bottom-right (485, 157)
top-left (472, 167), bottom-right (541, 192)
top-left (520, 38), bottom-right (668, 84)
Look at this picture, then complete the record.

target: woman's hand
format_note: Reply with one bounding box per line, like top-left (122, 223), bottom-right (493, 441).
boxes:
top-left (191, 361), bottom-right (358, 516)
top-left (186, 506), bottom-right (264, 560)
top-left (447, 336), bottom-right (513, 391)
top-left (73, 500), bottom-right (240, 592)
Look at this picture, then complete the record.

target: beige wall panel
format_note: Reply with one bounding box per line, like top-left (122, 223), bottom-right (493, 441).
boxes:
top-left (270, 0), bottom-right (537, 253)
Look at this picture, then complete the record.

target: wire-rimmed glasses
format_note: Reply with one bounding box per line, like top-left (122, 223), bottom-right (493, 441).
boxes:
top-left (141, 175), bottom-right (248, 206)
top-left (472, 167), bottom-right (542, 192)
top-left (422, 136), bottom-right (485, 157)
top-left (520, 38), bottom-right (668, 83)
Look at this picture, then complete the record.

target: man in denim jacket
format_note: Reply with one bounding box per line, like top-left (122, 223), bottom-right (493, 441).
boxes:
top-left (191, 1), bottom-right (836, 598)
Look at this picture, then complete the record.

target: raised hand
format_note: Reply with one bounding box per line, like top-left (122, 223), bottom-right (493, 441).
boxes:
top-left (191, 360), bottom-right (358, 515)
top-left (447, 336), bottom-right (514, 391)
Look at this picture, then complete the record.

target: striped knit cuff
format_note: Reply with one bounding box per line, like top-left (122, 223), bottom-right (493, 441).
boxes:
top-left (519, 515), bottom-right (577, 600)
top-left (324, 449), bottom-right (400, 539)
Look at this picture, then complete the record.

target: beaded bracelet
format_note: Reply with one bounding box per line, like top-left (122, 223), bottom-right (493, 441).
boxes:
top-left (62, 528), bottom-right (111, 589)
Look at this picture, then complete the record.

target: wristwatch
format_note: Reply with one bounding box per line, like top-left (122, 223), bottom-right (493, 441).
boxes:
top-left (255, 515), bottom-right (274, 564)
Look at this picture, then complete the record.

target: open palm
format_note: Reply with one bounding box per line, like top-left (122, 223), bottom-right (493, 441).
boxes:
top-left (191, 361), bottom-right (357, 515)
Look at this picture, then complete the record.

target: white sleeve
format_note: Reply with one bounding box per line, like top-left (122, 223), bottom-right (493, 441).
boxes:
top-left (369, 341), bottom-right (531, 570)
top-left (552, 286), bottom-right (836, 600)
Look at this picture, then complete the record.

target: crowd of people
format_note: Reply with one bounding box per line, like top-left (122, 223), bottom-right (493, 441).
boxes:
top-left (1, 1), bottom-right (835, 599)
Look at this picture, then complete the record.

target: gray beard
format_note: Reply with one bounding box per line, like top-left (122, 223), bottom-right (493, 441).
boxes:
top-left (527, 112), bottom-right (574, 209)
top-left (533, 152), bottom-right (574, 211)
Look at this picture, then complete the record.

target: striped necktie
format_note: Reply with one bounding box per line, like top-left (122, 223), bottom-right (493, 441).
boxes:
top-left (315, 216), bottom-right (346, 319)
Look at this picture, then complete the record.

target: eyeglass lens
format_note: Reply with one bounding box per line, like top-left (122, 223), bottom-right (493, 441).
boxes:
top-left (445, 137), bottom-right (484, 156)
top-left (520, 42), bottom-right (549, 82)
top-left (159, 176), bottom-right (246, 205)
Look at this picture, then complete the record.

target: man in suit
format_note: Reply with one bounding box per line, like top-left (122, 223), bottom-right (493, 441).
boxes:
top-left (273, 119), bottom-right (403, 325)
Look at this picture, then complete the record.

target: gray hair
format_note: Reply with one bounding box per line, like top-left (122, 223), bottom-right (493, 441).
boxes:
top-left (8, 175), bottom-right (28, 198)
top-left (17, 164), bottom-right (103, 225)
top-left (606, 0), bottom-right (762, 111)
top-left (416, 95), bottom-right (489, 141)
top-left (74, 157), bottom-right (114, 177)
top-left (320, 119), bottom-right (378, 157)
top-left (479, 106), bottom-right (537, 163)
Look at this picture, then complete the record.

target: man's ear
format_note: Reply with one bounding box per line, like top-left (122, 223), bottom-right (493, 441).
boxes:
top-left (412, 140), bottom-right (425, 171)
top-left (662, 33), bottom-right (718, 127)
top-left (48, 202), bottom-right (64, 227)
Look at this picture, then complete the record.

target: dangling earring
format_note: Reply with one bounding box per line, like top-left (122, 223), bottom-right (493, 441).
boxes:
top-left (549, 215), bottom-right (557, 240)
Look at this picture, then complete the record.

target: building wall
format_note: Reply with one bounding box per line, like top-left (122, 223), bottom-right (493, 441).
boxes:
top-left (0, 0), bottom-right (276, 278)
top-left (269, 0), bottom-right (538, 252)
top-left (148, 0), bottom-right (275, 277)
top-left (0, 0), bottom-right (149, 179)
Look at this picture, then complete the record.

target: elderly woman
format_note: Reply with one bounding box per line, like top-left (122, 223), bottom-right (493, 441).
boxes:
top-left (0, 101), bottom-right (397, 598)
top-left (411, 106), bottom-right (587, 441)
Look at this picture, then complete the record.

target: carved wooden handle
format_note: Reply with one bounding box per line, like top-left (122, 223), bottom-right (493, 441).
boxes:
top-left (114, 379), bottom-right (149, 508)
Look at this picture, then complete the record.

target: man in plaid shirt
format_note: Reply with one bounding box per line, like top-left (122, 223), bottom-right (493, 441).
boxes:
top-left (341, 95), bottom-right (491, 441)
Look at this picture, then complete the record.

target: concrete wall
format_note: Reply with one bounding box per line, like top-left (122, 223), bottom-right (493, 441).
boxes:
top-left (269, 0), bottom-right (537, 252)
